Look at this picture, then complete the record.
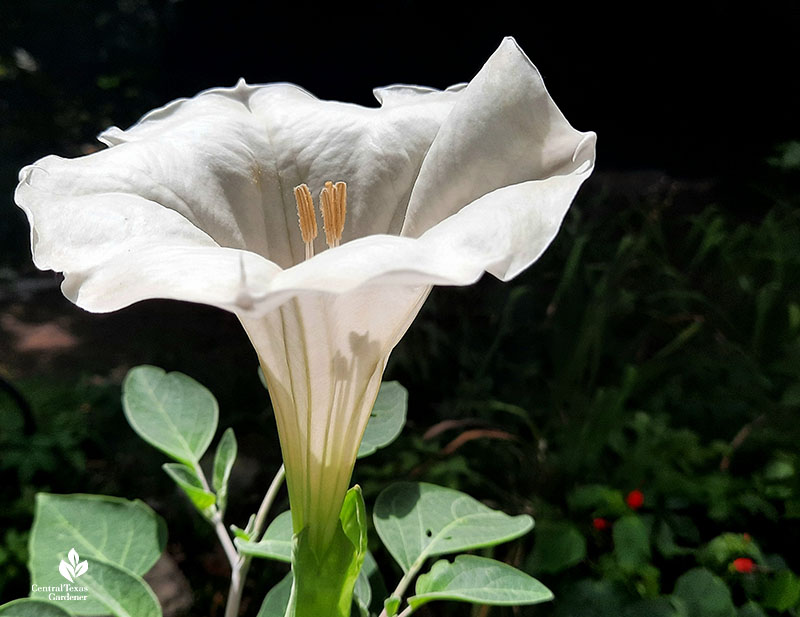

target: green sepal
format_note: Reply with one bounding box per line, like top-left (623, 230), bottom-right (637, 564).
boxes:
top-left (291, 486), bottom-right (367, 617)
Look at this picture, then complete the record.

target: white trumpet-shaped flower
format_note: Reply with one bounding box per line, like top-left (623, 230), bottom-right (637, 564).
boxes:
top-left (15, 38), bottom-right (595, 556)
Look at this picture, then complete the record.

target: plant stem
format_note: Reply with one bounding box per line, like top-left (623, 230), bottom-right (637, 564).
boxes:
top-left (396, 606), bottom-right (415, 617)
top-left (214, 511), bottom-right (241, 570)
top-left (378, 555), bottom-right (427, 617)
top-left (224, 464), bottom-right (286, 617)
top-left (194, 462), bottom-right (240, 568)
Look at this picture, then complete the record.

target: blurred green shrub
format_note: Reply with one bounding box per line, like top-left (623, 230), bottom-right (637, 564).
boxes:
top-left (374, 153), bottom-right (800, 616)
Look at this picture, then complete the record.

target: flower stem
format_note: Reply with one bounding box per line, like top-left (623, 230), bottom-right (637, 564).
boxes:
top-left (224, 464), bottom-right (286, 617)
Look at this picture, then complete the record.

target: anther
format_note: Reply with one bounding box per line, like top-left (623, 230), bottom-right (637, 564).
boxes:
top-left (294, 184), bottom-right (318, 260)
top-left (320, 181), bottom-right (347, 248)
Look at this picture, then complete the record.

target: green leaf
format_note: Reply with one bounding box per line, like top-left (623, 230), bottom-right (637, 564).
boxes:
top-left (527, 520), bottom-right (586, 574)
top-left (360, 550), bottom-right (387, 617)
top-left (30, 494), bottom-right (165, 615)
top-left (353, 564), bottom-right (371, 617)
top-left (551, 579), bottom-right (624, 617)
top-left (163, 463), bottom-right (216, 514)
top-left (623, 597), bottom-right (688, 617)
top-left (655, 523), bottom-right (694, 558)
top-left (383, 597), bottom-right (400, 617)
top-left (0, 599), bottom-right (73, 616)
top-left (212, 428), bottom-right (237, 515)
top-left (568, 485), bottom-right (627, 517)
top-left (122, 365), bottom-right (218, 466)
top-left (374, 482), bottom-right (533, 573)
top-left (737, 602), bottom-right (768, 617)
top-left (231, 514), bottom-right (256, 541)
top-left (764, 569), bottom-right (800, 611)
top-left (257, 573), bottom-right (293, 617)
top-left (236, 511), bottom-right (293, 562)
top-left (357, 382), bottom-right (407, 459)
top-left (699, 533), bottom-right (762, 568)
top-left (293, 486), bottom-right (367, 617)
top-left (672, 568), bottom-right (736, 617)
top-left (231, 526), bottom-right (251, 541)
top-left (408, 555), bottom-right (552, 609)
top-left (613, 515), bottom-right (651, 572)
top-left (71, 557), bottom-right (161, 617)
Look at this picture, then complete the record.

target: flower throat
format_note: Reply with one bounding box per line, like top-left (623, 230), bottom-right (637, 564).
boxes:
top-left (294, 181), bottom-right (347, 261)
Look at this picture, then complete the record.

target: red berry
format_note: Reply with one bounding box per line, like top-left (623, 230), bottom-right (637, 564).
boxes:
top-left (626, 489), bottom-right (644, 510)
top-left (593, 517), bottom-right (609, 531)
top-left (733, 558), bottom-right (755, 573)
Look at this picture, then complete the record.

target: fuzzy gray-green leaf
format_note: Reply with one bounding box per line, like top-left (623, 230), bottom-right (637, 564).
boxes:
top-left (256, 573), bottom-right (293, 617)
top-left (122, 365), bottom-right (218, 465)
top-left (212, 428), bottom-right (237, 515)
top-left (409, 555), bottom-right (552, 609)
top-left (0, 599), bottom-right (73, 616)
top-left (357, 382), bottom-right (407, 458)
top-left (163, 463), bottom-right (216, 513)
top-left (374, 482), bottom-right (533, 572)
top-left (30, 493), bottom-right (165, 615)
top-left (73, 558), bottom-right (161, 617)
top-left (236, 510), bottom-right (292, 562)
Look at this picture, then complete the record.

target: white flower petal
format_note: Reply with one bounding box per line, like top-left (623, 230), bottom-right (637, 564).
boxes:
top-left (269, 170), bottom-right (593, 300)
top-left (240, 283), bottom-right (430, 549)
top-left (402, 36), bottom-right (595, 239)
top-left (15, 38), bottom-right (594, 319)
top-left (97, 79), bottom-right (460, 260)
top-left (16, 160), bottom-right (218, 277)
top-left (14, 37), bottom-right (596, 562)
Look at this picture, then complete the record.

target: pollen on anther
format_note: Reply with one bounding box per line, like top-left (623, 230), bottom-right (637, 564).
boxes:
top-left (320, 181), bottom-right (347, 248)
top-left (294, 184), bottom-right (318, 260)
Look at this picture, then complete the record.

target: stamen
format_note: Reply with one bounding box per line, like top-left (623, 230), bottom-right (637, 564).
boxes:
top-left (294, 183), bottom-right (318, 260)
top-left (320, 181), bottom-right (347, 248)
